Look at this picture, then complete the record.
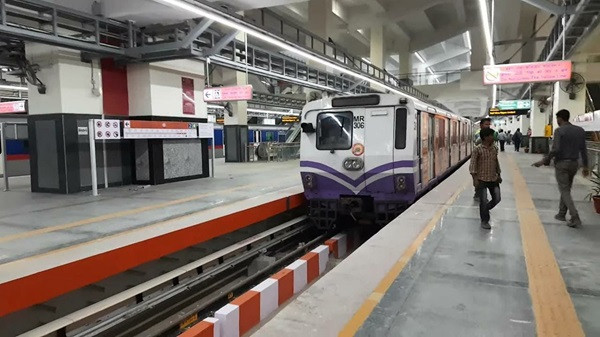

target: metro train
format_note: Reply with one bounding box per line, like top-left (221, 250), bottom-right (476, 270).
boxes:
top-left (299, 94), bottom-right (473, 229)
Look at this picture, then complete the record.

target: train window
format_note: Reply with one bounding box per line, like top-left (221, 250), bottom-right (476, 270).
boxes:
top-left (395, 108), bottom-right (407, 149)
top-left (316, 112), bottom-right (353, 150)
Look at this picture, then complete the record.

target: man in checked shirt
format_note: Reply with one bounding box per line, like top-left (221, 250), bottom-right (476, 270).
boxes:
top-left (470, 128), bottom-right (502, 229)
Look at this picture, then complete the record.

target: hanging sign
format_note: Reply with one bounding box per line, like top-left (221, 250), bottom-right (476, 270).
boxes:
top-left (0, 100), bottom-right (26, 114)
top-left (497, 100), bottom-right (531, 110)
top-left (488, 108), bottom-right (529, 116)
top-left (123, 120), bottom-right (197, 139)
top-left (93, 119), bottom-right (121, 140)
top-left (203, 85), bottom-right (253, 102)
top-left (483, 61), bottom-right (572, 85)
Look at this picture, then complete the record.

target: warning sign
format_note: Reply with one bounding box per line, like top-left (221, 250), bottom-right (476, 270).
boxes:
top-left (93, 119), bottom-right (121, 140)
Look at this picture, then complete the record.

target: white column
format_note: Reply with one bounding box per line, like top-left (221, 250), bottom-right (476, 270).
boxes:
top-left (552, 81), bottom-right (586, 130)
top-left (370, 25), bottom-right (385, 69)
top-left (530, 100), bottom-right (548, 137)
top-left (25, 43), bottom-right (103, 115)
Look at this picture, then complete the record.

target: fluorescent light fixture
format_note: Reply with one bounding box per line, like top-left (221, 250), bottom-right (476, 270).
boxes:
top-left (465, 30), bottom-right (472, 50)
top-left (477, 0), bottom-right (495, 65)
top-left (415, 52), bottom-right (426, 64)
top-left (0, 84), bottom-right (28, 91)
top-left (361, 57), bottom-right (371, 64)
top-left (427, 67), bottom-right (434, 75)
top-left (153, 0), bottom-right (411, 97)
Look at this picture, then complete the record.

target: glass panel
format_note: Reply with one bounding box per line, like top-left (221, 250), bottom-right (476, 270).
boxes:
top-left (316, 111), bottom-right (353, 150)
top-left (395, 108), bottom-right (407, 149)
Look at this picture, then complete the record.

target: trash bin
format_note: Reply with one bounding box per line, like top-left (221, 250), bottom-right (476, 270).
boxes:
top-left (530, 137), bottom-right (549, 154)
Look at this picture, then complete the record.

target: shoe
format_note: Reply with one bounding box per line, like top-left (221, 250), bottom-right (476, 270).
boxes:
top-left (567, 218), bottom-right (582, 228)
top-left (554, 214), bottom-right (566, 221)
top-left (480, 221), bottom-right (491, 229)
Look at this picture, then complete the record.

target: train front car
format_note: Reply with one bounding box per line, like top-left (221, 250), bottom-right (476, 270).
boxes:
top-left (299, 94), bottom-right (418, 230)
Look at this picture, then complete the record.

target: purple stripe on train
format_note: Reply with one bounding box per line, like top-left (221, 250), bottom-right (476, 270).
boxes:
top-left (300, 160), bottom-right (416, 188)
top-left (301, 172), bottom-right (417, 202)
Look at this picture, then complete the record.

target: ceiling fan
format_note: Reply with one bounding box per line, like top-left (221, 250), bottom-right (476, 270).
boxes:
top-left (560, 72), bottom-right (585, 100)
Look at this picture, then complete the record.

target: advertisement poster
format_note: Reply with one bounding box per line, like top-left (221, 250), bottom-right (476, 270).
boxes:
top-left (182, 77), bottom-right (195, 115)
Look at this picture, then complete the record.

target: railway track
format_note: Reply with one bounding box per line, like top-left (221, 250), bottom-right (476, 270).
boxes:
top-left (17, 215), bottom-right (328, 337)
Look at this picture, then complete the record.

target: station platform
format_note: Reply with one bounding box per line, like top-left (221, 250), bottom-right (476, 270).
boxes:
top-left (0, 159), bottom-right (302, 317)
top-left (254, 152), bottom-right (599, 337)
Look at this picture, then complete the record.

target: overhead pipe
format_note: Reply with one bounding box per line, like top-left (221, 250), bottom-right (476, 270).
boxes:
top-left (520, 0), bottom-right (576, 15)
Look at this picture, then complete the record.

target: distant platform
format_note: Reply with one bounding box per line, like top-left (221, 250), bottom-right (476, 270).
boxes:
top-left (0, 159), bottom-right (302, 317)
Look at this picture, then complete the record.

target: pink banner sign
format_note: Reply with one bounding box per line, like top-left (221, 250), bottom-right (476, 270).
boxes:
top-left (203, 85), bottom-right (253, 102)
top-left (182, 77), bottom-right (195, 115)
top-left (0, 100), bottom-right (26, 114)
top-left (483, 61), bottom-right (572, 85)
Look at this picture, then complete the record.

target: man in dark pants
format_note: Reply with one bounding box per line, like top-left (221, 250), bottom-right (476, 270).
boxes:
top-left (513, 128), bottom-right (523, 152)
top-left (473, 117), bottom-right (494, 200)
top-left (533, 109), bottom-right (590, 227)
top-left (470, 128), bottom-right (502, 229)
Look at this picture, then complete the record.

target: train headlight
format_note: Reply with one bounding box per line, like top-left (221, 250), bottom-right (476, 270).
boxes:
top-left (395, 175), bottom-right (407, 192)
top-left (343, 158), bottom-right (363, 171)
top-left (303, 173), bottom-right (316, 190)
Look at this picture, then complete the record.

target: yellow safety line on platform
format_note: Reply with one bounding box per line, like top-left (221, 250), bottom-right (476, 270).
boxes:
top-left (339, 180), bottom-right (467, 337)
top-left (0, 178), bottom-right (293, 244)
top-left (507, 155), bottom-right (584, 337)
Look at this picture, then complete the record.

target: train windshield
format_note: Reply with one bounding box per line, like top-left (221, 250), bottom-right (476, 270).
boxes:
top-left (316, 111), bottom-right (353, 150)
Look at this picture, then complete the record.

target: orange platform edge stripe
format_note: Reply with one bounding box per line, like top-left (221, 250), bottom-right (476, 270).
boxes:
top-left (0, 193), bottom-right (306, 317)
top-left (232, 290), bottom-right (261, 335)
top-left (179, 320), bottom-right (215, 337)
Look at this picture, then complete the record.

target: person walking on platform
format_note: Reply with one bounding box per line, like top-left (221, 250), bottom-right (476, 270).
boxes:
top-left (506, 130), bottom-right (512, 145)
top-left (473, 118), bottom-right (495, 200)
top-left (533, 109), bottom-right (590, 227)
top-left (498, 129), bottom-right (506, 152)
top-left (470, 128), bottom-right (502, 229)
top-left (513, 128), bottom-right (523, 152)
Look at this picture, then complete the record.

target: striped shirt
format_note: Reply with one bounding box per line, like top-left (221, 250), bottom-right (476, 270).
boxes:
top-left (470, 144), bottom-right (501, 182)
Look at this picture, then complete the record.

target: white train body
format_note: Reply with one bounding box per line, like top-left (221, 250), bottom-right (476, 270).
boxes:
top-left (299, 94), bottom-right (473, 228)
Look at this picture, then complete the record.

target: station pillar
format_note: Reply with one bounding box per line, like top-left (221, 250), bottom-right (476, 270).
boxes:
top-left (213, 67), bottom-right (249, 162)
top-left (126, 59), bottom-right (209, 184)
top-left (552, 81), bottom-right (586, 131)
top-left (25, 43), bottom-right (108, 193)
top-left (370, 24), bottom-right (385, 69)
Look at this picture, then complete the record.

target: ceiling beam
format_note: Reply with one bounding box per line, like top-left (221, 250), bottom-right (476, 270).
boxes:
top-left (410, 24), bottom-right (471, 52)
top-left (520, 0), bottom-right (577, 15)
top-left (425, 47), bottom-right (470, 67)
top-left (456, 0), bottom-right (467, 24)
top-left (494, 36), bottom-right (547, 45)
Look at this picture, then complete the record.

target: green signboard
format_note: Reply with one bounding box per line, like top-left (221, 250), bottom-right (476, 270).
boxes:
top-left (497, 100), bottom-right (531, 110)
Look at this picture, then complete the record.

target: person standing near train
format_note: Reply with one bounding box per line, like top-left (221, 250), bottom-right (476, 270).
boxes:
top-left (470, 128), bottom-right (502, 229)
top-left (473, 118), bottom-right (496, 200)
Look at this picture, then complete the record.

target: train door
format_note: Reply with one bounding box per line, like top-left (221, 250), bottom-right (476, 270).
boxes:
top-left (416, 111), bottom-right (422, 184)
top-left (429, 114), bottom-right (436, 179)
top-left (364, 107), bottom-right (394, 193)
top-left (420, 112), bottom-right (431, 183)
top-left (447, 119), bottom-right (451, 167)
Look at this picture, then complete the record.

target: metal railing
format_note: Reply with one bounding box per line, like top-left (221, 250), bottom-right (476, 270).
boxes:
top-left (246, 142), bottom-right (300, 162)
top-left (397, 70), bottom-right (467, 86)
